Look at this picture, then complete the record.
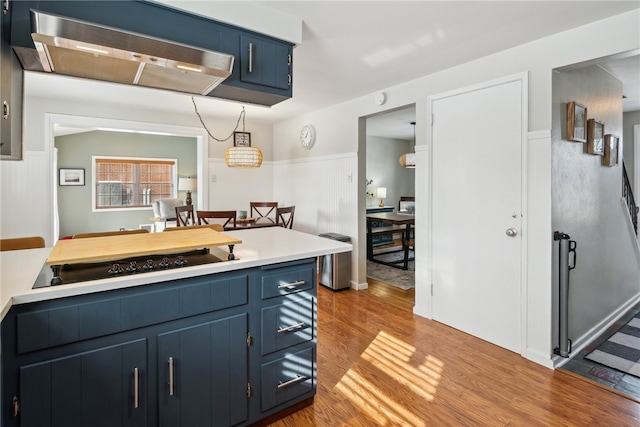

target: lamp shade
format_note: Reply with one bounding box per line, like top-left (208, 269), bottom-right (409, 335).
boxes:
top-left (399, 153), bottom-right (416, 168)
top-left (375, 187), bottom-right (387, 198)
top-left (225, 146), bottom-right (263, 168)
top-left (178, 178), bottom-right (197, 191)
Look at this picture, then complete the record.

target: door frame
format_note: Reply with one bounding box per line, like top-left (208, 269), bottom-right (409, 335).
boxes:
top-left (424, 72), bottom-right (529, 355)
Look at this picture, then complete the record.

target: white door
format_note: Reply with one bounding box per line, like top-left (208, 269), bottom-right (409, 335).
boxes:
top-left (431, 77), bottom-right (524, 353)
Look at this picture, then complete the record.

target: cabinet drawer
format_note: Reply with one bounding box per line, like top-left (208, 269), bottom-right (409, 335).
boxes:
top-left (261, 295), bottom-right (314, 355)
top-left (16, 273), bottom-right (249, 354)
top-left (261, 346), bottom-right (314, 412)
top-left (260, 262), bottom-right (314, 300)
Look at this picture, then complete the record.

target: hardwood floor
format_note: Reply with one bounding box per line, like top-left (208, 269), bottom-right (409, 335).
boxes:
top-left (268, 285), bottom-right (640, 426)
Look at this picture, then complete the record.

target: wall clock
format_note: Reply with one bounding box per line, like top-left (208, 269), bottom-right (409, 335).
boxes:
top-left (300, 124), bottom-right (316, 149)
top-left (233, 131), bottom-right (251, 147)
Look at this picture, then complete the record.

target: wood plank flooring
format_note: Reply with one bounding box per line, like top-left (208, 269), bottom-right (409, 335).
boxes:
top-left (268, 285), bottom-right (640, 426)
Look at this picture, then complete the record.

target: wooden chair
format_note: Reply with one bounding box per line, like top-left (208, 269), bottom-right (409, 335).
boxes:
top-left (72, 229), bottom-right (149, 239)
top-left (0, 236), bottom-right (45, 251)
top-left (175, 205), bottom-right (196, 227)
top-left (250, 202), bottom-right (278, 219)
top-left (276, 206), bottom-right (295, 229)
top-left (197, 210), bottom-right (237, 229)
top-left (163, 223), bottom-right (223, 232)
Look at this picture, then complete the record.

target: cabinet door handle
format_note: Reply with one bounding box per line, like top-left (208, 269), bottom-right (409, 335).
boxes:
top-left (278, 375), bottom-right (308, 389)
top-left (248, 43), bottom-right (254, 73)
top-left (3, 101), bottom-right (9, 120)
top-left (168, 357), bottom-right (174, 396)
top-left (278, 280), bottom-right (305, 289)
top-left (278, 322), bottom-right (305, 333)
top-left (133, 367), bottom-right (139, 409)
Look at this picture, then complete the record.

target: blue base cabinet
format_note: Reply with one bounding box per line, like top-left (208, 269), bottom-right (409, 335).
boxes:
top-left (158, 314), bottom-right (249, 427)
top-left (1, 258), bottom-right (317, 427)
top-left (19, 339), bottom-right (147, 427)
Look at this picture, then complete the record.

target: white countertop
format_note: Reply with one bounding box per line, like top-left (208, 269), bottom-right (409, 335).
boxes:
top-left (0, 228), bottom-right (352, 319)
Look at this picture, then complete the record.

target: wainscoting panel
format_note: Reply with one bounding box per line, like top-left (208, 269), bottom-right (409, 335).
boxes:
top-left (206, 159), bottom-right (274, 211)
top-left (1, 151), bottom-right (52, 245)
top-left (274, 153), bottom-right (359, 286)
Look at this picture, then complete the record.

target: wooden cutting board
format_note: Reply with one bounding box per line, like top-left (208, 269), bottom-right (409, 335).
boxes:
top-left (46, 228), bottom-right (242, 266)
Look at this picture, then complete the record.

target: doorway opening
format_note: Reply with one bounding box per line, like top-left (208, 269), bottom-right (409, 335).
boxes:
top-left (44, 114), bottom-right (209, 242)
top-left (364, 105), bottom-right (416, 308)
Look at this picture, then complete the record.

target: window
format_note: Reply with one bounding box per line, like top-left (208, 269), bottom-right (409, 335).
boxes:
top-left (93, 156), bottom-right (177, 210)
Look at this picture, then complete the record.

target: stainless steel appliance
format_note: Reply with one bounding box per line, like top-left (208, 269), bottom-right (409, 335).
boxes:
top-left (318, 233), bottom-right (351, 291)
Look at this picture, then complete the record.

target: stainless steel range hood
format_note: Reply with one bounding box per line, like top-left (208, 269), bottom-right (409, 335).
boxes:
top-left (29, 10), bottom-right (234, 95)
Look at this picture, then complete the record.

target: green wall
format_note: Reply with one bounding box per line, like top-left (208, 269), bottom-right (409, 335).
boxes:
top-left (56, 130), bottom-right (196, 237)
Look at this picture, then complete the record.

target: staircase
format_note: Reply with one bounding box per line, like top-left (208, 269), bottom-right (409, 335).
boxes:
top-left (623, 162), bottom-right (638, 235)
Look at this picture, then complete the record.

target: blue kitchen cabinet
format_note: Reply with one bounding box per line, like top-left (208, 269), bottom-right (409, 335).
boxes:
top-left (1, 0), bottom-right (23, 160)
top-left (18, 339), bottom-right (147, 427)
top-left (256, 259), bottom-right (317, 416)
top-left (240, 34), bottom-right (291, 90)
top-left (157, 314), bottom-right (249, 427)
top-left (2, 259), bottom-right (318, 426)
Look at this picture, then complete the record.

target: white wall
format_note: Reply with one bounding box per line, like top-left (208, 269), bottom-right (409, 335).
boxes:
top-left (271, 10), bottom-right (640, 367)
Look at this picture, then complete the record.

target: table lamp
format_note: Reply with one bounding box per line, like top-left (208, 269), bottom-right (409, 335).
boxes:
top-left (376, 187), bottom-right (387, 207)
top-left (178, 177), bottom-right (197, 205)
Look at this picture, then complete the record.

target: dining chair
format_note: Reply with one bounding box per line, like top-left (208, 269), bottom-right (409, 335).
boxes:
top-left (197, 210), bottom-right (237, 229)
top-left (276, 206), bottom-right (295, 229)
top-left (0, 236), bottom-right (45, 251)
top-left (175, 205), bottom-right (196, 227)
top-left (250, 202), bottom-right (278, 219)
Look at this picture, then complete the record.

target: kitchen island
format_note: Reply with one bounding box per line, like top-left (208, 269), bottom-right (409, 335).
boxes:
top-left (1, 228), bottom-right (352, 427)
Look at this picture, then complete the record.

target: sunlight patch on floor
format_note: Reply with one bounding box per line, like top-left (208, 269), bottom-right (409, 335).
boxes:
top-left (334, 331), bottom-right (443, 426)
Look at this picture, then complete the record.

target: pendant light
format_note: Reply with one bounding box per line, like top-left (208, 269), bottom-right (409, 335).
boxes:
top-left (225, 146), bottom-right (263, 168)
top-left (399, 121), bottom-right (416, 168)
top-left (192, 98), bottom-right (263, 168)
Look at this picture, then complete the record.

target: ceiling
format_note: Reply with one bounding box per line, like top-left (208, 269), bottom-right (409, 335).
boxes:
top-left (24, 1), bottom-right (639, 140)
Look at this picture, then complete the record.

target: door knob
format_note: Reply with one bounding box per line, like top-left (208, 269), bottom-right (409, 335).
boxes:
top-left (505, 228), bottom-right (518, 237)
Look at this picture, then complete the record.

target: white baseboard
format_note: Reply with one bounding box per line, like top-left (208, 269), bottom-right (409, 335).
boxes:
top-left (352, 280), bottom-right (368, 290)
top-left (553, 291), bottom-right (640, 369)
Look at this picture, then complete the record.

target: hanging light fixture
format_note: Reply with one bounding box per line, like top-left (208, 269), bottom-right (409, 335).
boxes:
top-left (225, 146), bottom-right (263, 168)
top-left (192, 98), bottom-right (263, 168)
top-left (399, 121), bottom-right (416, 168)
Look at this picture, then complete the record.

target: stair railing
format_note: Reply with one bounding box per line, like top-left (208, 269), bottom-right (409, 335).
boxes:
top-left (623, 161), bottom-right (638, 235)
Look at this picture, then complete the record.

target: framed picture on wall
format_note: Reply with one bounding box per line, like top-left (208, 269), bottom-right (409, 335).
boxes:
top-left (233, 132), bottom-right (251, 147)
top-left (59, 168), bottom-right (85, 186)
top-left (586, 119), bottom-right (604, 155)
top-left (567, 101), bottom-right (587, 142)
top-left (603, 134), bottom-right (620, 167)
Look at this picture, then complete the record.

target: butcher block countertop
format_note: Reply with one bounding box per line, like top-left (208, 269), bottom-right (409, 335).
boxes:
top-left (46, 228), bottom-right (242, 266)
top-left (0, 228), bottom-right (353, 320)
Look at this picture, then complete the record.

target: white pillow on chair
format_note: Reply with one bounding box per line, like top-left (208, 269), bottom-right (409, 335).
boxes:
top-left (152, 198), bottom-right (184, 219)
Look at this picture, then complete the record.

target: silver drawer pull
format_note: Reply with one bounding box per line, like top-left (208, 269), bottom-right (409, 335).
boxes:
top-left (134, 367), bottom-right (139, 409)
top-left (168, 357), bottom-right (174, 396)
top-left (278, 280), bottom-right (305, 289)
top-left (278, 322), bottom-right (305, 333)
top-left (278, 375), bottom-right (308, 389)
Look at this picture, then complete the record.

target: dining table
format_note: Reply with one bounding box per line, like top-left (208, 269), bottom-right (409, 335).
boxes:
top-left (366, 212), bottom-right (415, 270)
top-left (225, 217), bottom-right (280, 231)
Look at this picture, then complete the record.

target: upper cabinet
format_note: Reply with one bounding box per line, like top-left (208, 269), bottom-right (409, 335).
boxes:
top-left (1, 0), bottom-right (23, 161)
top-left (9, 0), bottom-right (293, 107)
top-left (209, 32), bottom-right (292, 106)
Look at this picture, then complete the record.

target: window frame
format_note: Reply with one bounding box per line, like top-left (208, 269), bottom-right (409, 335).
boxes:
top-left (91, 155), bottom-right (178, 212)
